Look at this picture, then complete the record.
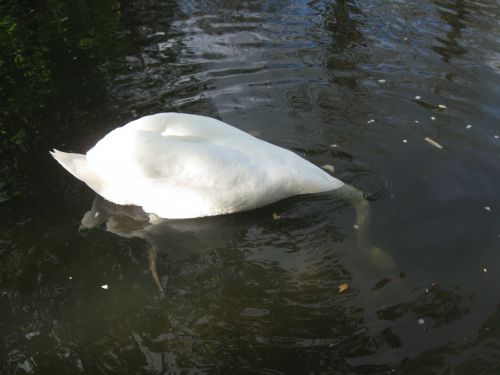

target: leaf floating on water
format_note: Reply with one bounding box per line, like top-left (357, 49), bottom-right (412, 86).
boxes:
top-left (272, 212), bottom-right (281, 220)
top-left (321, 164), bottom-right (335, 172)
top-left (338, 283), bottom-right (349, 293)
top-left (425, 137), bottom-right (443, 149)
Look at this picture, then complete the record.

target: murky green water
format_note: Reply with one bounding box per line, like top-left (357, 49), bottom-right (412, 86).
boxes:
top-left (1, 0), bottom-right (500, 373)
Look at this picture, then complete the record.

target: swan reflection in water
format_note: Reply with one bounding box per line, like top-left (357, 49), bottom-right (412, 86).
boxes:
top-left (80, 196), bottom-right (259, 295)
top-left (80, 191), bottom-right (394, 298)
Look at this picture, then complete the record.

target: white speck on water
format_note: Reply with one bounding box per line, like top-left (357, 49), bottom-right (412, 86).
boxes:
top-left (18, 360), bottom-right (33, 373)
top-left (483, 268), bottom-right (488, 273)
top-left (25, 331), bottom-right (40, 340)
top-left (367, 119), bottom-right (375, 123)
top-left (69, 276), bottom-right (72, 280)
top-left (321, 164), bottom-right (335, 172)
top-left (425, 137), bottom-right (443, 149)
top-left (330, 144), bottom-right (338, 148)
top-left (76, 359), bottom-right (84, 372)
top-left (404, 37), bottom-right (408, 41)
top-left (94, 211), bottom-right (100, 218)
top-left (495, 135), bottom-right (499, 139)
top-left (415, 95), bottom-right (421, 100)
top-left (101, 284), bottom-right (109, 290)
top-left (414, 120), bottom-right (420, 123)
top-left (353, 224), bottom-right (359, 230)
top-left (484, 206), bottom-right (491, 212)
top-left (378, 79), bottom-right (386, 83)
top-left (466, 124), bottom-right (472, 129)
top-left (425, 288), bottom-right (429, 293)
top-left (418, 318), bottom-right (425, 325)
top-left (430, 116), bottom-right (436, 121)
top-left (438, 104), bottom-right (447, 109)
top-left (402, 139), bottom-right (408, 143)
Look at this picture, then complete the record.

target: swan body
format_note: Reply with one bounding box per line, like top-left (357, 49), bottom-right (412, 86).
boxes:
top-left (51, 113), bottom-right (343, 219)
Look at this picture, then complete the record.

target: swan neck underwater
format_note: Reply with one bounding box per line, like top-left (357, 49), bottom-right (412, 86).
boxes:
top-left (53, 113), bottom-right (395, 269)
top-left (51, 112), bottom-right (344, 219)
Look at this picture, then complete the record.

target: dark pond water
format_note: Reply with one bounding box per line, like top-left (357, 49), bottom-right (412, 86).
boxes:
top-left (1, 0), bottom-right (500, 373)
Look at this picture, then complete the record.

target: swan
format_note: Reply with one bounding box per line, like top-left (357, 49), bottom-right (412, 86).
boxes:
top-left (51, 113), bottom-right (345, 219)
top-left (53, 113), bottom-right (394, 272)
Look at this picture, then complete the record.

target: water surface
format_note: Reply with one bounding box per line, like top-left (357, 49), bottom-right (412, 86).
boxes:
top-left (1, 0), bottom-right (500, 373)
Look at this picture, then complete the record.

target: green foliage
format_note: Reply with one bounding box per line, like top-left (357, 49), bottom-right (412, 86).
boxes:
top-left (0, 0), bottom-right (125, 199)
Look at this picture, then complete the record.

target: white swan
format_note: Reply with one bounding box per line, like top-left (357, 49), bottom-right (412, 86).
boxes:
top-left (51, 113), bottom-right (344, 219)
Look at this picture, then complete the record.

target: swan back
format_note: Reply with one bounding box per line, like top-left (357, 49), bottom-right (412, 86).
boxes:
top-left (52, 113), bottom-right (343, 218)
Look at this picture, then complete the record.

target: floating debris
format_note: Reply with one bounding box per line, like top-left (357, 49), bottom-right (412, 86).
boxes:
top-left (330, 144), bottom-right (338, 148)
top-left (414, 120), bottom-right (420, 124)
top-left (495, 135), bottom-right (499, 139)
top-left (466, 124), bottom-right (472, 129)
top-left (484, 206), bottom-right (491, 212)
top-left (402, 139), bottom-right (408, 143)
top-left (101, 284), bottom-right (109, 290)
top-left (415, 95), bottom-right (421, 100)
top-left (378, 79), bottom-right (386, 83)
top-left (353, 224), bottom-right (359, 230)
top-left (425, 137), bottom-right (443, 149)
top-left (367, 119), bottom-right (375, 124)
top-left (272, 212), bottom-right (281, 220)
top-left (418, 318), bottom-right (425, 325)
top-left (483, 268), bottom-right (488, 273)
top-left (338, 283), bottom-right (349, 293)
top-left (68, 276), bottom-right (72, 280)
top-left (438, 104), bottom-right (447, 109)
top-left (430, 116), bottom-right (436, 121)
top-left (321, 164), bottom-right (335, 172)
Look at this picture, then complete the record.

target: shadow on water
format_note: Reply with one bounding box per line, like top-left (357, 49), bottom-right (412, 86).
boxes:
top-left (432, 0), bottom-right (468, 62)
top-left (0, 0), bottom-right (133, 201)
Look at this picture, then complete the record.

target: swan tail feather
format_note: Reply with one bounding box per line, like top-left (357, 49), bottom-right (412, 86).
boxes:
top-left (50, 149), bottom-right (102, 193)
